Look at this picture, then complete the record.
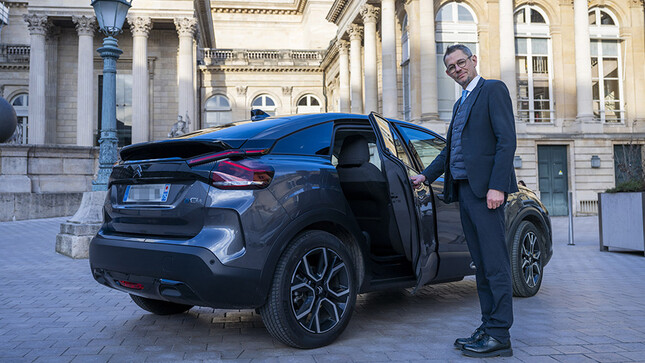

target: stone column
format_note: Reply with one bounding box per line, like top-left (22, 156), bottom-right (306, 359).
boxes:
top-left (361, 5), bottom-right (379, 114)
top-left (45, 27), bottom-right (60, 144)
top-left (23, 14), bottom-right (49, 144)
top-left (574, 0), bottom-right (594, 122)
top-left (499, 0), bottom-right (517, 117)
top-left (128, 16), bottom-right (152, 143)
top-left (381, 0), bottom-right (398, 118)
top-left (348, 24), bottom-right (364, 114)
top-left (405, 0), bottom-right (422, 121)
top-left (338, 40), bottom-right (351, 112)
top-left (419, 0), bottom-right (439, 121)
top-left (174, 17), bottom-right (197, 129)
top-left (72, 15), bottom-right (96, 146)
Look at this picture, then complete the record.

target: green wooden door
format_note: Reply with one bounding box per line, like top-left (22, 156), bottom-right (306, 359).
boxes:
top-left (538, 145), bottom-right (569, 216)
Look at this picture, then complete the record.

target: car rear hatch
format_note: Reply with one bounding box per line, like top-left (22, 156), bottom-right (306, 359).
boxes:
top-left (104, 140), bottom-right (240, 238)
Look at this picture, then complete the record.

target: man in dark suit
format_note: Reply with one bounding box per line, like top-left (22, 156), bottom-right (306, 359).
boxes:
top-left (411, 44), bottom-right (518, 358)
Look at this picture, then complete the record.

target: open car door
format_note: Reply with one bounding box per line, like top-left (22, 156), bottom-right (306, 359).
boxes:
top-left (367, 112), bottom-right (438, 292)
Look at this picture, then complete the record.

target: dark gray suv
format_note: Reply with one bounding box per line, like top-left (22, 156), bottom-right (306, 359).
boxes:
top-left (90, 112), bottom-right (552, 348)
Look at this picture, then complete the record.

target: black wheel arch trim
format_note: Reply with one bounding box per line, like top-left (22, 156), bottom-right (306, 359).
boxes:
top-left (257, 208), bottom-right (368, 307)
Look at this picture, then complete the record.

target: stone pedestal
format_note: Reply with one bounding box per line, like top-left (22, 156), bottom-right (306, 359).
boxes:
top-left (55, 190), bottom-right (106, 259)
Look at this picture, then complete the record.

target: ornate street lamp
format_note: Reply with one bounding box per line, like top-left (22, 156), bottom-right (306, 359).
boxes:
top-left (91, 0), bottom-right (132, 191)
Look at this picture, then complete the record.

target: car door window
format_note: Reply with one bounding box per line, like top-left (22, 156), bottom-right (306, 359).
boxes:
top-left (371, 115), bottom-right (415, 170)
top-left (331, 129), bottom-right (381, 170)
top-left (397, 125), bottom-right (446, 169)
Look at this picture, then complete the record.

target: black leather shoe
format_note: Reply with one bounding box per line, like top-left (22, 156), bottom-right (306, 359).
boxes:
top-left (453, 328), bottom-right (485, 349)
top-left (461, 334), bottom-right (513, 358)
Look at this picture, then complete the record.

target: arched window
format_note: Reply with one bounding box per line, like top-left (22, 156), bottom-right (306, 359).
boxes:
top-left (9, 93), bottom-right (28, 144)
top-left (514, 5), bottom-right (553, 123)
top-left (205, 95), bottom-right (232, 126)
top-left (296, 94), bottom-right (321, 114)
top-left (589, 8), bottom-right (622, 122)
top-left (435, 2), bottom-right (478, 121)
top-left (401, 14), bottom-right (411, 121)
top-left (251, 94), bottom-right (277, 116)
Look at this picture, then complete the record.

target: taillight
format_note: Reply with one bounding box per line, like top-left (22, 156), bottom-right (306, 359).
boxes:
top-left (211, 159), bottom-right (274, 189)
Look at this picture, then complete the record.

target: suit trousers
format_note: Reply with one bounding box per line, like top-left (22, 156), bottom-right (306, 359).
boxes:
top-left (457, 180), bottom-right (513, 343)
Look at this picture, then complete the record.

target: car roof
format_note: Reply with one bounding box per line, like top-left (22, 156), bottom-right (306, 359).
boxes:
top-left (178, 113), bottom-right (363, 141)
top-left (121, 113), bottom-right (431, 157)
top-left (178, 113), bottom-right (427, 141)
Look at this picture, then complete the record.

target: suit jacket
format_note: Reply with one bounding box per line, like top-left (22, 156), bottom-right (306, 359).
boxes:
top-left (422, 77), bottom-right (518, 203)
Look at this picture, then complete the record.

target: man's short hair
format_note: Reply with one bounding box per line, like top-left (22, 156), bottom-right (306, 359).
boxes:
top-left (444, 44), bottom-right (473, 64)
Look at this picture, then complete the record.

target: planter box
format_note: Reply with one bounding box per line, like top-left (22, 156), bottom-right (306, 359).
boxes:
top-left (598, 192), bottom-right (645, 254)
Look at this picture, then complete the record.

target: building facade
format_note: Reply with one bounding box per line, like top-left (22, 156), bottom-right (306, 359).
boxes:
top-left (1, 0), bottom-right (644, 216)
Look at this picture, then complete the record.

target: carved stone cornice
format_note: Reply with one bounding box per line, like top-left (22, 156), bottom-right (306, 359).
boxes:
top-left (23, 14), bottom-right (51, 36)
top-left (348, 24), bottom-right (363, 41)
top-left (204, 66), bottom-right (323, 73)
top-left (360, 4), bottom-right (379, 24)
top-left (6, 2), bottom-right (28, 8)
top-left (72, 15), bottom-right (97, 37)
top-left (326, 0), bottom-right (350, 24)
top-left (128, 16), bottom-right (152, 37)
top-left (174, 17), bottom-right (197, 38)
top-left (212, 0), bottom-right (306, 15)
top-left (0, 64), bottom-right (29, 70)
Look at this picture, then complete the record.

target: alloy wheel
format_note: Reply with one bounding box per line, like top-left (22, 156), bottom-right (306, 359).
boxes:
top-left (521, 231), bottom-right (542, 287)
top-left (290, 247), bottom-right (350, 334)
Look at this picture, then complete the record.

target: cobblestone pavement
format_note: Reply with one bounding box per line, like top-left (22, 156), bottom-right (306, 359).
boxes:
top-left (1, 216), bottom-right (644, 363)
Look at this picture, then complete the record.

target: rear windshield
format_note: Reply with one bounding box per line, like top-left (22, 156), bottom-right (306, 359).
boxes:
top-left (186, 117), bottom-right (295, 141)
top-left (120, 140), bottom-right (231, 161)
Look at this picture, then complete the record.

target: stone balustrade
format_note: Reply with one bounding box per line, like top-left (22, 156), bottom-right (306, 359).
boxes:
top-left (0, 44), bottom-right (30, 63)
top-left (201, 48), bottom-right (324, 67)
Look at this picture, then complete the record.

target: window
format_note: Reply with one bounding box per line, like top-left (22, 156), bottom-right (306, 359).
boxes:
top-left (272, 122), bottom-right (332, 155)
top-left (205, 95), bottom-right (232, 126)
top-left (332, 129), bottom-right (381, 170)
top-left (401, 14), bottom-right (411, 121)
top-left (296, 94), bottom-right (322, 114)
top-left (589, 8), bottom-right (622, 122)
top-left (613, 144), bottom-right (644, 186)
top-left (9, 93), bottom-right (28, 144)
top-left (397, 125), bottom-right (446, 170)
top-left (435, 2), bottom-right (478, 122)
top-left (514, 5), bottom-right (553, 123)
top-left (252, 94), bottom-right (277, 116)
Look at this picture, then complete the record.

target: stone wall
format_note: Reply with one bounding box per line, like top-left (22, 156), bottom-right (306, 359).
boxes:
top-left (0, 144), bottom-right (98, 221)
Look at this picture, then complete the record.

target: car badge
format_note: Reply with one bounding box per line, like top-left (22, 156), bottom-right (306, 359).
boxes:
top-left (132, 165), bottom-right (143, 179)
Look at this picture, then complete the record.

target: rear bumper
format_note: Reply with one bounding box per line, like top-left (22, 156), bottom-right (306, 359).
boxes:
top-left (89, 234), bottom-right (264, 309)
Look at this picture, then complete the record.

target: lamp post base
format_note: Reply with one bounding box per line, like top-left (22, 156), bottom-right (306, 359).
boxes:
top-left (55, 190), bottom-right (106, 259)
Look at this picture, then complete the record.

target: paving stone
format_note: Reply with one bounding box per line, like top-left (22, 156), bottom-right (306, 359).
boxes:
top-left (1, 216), bottom-right (645, 362)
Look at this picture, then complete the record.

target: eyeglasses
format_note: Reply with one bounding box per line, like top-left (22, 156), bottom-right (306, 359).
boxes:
top-left (446, 56), bottom-right (471, 74)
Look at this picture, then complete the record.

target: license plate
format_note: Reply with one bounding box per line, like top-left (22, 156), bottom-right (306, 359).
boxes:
top-left (123, 184), bottom-right (170, 202)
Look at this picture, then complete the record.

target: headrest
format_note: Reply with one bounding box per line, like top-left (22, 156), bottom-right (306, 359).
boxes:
top-left (337, 135), bottom-right (370, 167)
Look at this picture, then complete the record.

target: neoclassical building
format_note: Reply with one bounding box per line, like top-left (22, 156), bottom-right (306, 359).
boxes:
top-left (1, 0), bottom-right (644, 216)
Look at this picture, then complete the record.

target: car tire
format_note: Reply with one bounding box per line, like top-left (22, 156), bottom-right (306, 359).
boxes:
top-left (260, 230), bottom-right (357, 348)
top-left (129, 294), bottom-right (193, 315)
top-left (511, 221), bottom-right (545, 297)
